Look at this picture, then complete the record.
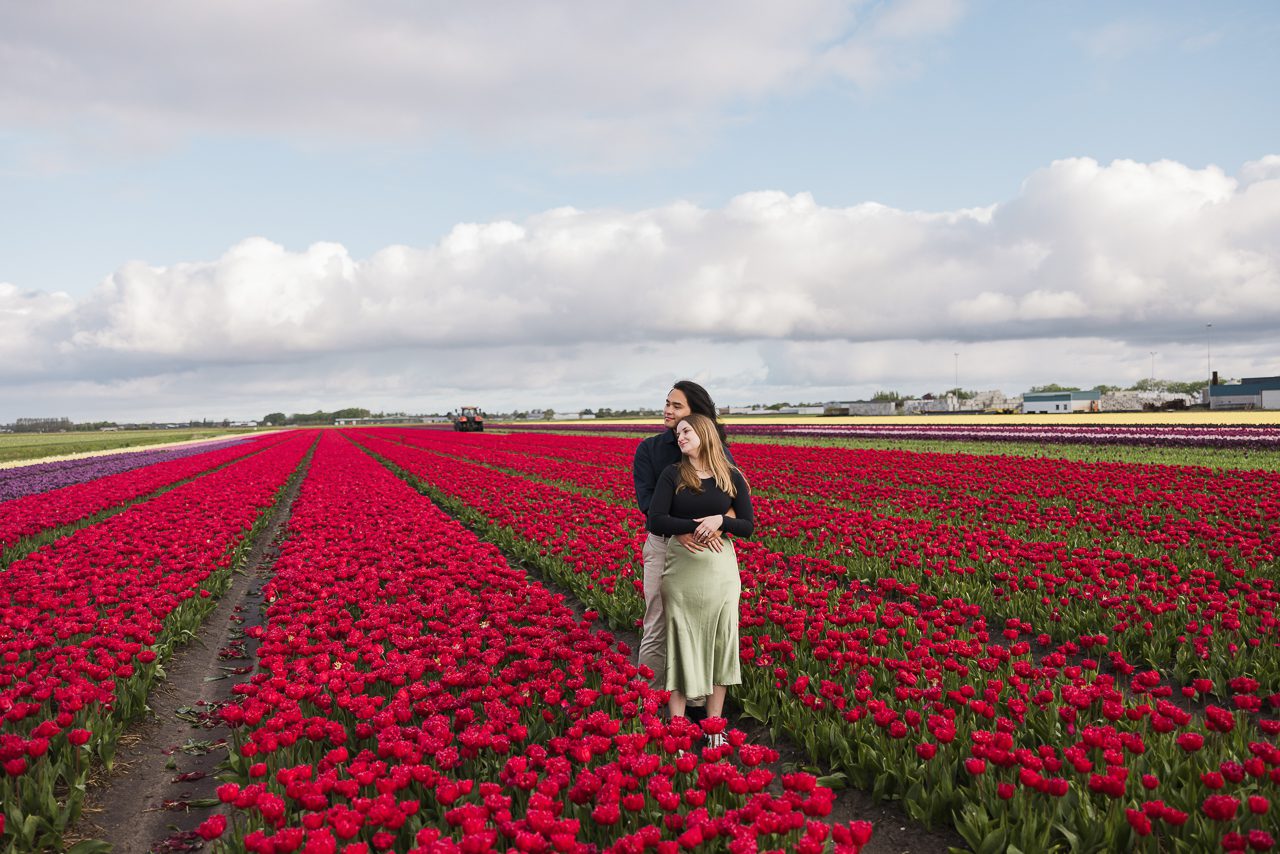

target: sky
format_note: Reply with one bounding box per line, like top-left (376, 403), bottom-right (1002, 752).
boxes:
top-left (2, 0), bottom-right (1279, 422)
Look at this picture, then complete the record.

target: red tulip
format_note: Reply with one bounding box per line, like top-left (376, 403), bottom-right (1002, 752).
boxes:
top-left (196, 814), bottom-right (227, 840)
top-left (1125, 808), bottom-right (1151, 836)
top-left (1203, 794), bottom-right (1240, 821)
top-left (1177, 732), bottom-right (1205, 752)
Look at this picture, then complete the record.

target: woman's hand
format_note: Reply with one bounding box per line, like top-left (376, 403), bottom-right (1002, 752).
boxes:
top-left (692, 515), bottom-right (723, 542)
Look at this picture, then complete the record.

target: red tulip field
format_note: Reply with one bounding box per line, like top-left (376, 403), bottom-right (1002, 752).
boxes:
top-left (2, 425), bottom-right (1278, 853)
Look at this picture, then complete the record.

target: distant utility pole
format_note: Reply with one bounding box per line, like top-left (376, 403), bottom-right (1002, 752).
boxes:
top-left (953, 352), bottom-right (959, 390)
top-left (1205, 323), bottom-right (1213, 385)
top-left (1149, 351), bottom-right (1156, 381)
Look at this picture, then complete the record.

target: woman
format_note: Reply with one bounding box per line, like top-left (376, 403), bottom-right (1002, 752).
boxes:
top-left (647, 413), bottom-right (754, 741)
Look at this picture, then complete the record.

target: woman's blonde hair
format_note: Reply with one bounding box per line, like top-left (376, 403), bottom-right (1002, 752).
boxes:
top-left (675, 413), bottom-right (740, 497)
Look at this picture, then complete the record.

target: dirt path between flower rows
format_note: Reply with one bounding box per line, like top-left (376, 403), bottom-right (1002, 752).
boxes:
top-left (67, 455), bottom-right (311, 853)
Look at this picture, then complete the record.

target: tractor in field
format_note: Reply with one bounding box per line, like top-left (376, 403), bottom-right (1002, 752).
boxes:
top-left (451, 406), bottom-right (485, 432)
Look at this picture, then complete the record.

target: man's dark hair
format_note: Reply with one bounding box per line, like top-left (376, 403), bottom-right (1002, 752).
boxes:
top-left (672, 379), bottom-right (729, 445)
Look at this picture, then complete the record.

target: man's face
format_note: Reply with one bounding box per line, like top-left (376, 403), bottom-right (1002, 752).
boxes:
top-left (663, 389), bottom-right (691, 428)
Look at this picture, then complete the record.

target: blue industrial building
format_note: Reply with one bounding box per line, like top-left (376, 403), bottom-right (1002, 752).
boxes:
top-left (1207, 375), bottom-right (1280, 410)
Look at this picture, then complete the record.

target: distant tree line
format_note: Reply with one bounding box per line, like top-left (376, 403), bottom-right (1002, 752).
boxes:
top-left (11, 417), bottom-right (74, 433)
top-left (262, 408), bottom-right (373, 426)
top-left (1028, 379), bottom-right (1209, 395)
top-left (7, 418), bottom-right (208, 433)
top-left (860, 379), bottom-right (1213, 402)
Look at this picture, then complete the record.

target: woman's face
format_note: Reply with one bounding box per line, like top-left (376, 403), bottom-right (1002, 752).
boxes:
top-left (675, 419), bottom-right (701, 457)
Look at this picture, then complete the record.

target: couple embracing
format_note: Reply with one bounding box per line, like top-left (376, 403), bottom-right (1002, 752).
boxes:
top-left (633, 381), bottom-right (754, 744)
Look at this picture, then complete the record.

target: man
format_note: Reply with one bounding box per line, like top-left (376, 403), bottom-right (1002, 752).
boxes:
top-left (633, 380), bottom-right (733, 706)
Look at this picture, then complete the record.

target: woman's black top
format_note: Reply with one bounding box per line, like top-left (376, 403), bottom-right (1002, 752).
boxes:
top-left (648, 465), bottom-right (755, 538)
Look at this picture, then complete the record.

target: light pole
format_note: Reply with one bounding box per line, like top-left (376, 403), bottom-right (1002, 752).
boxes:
top-left (953, 352), bottom-right (959, 391)
top-left (1149, 351), bottom-right (1156, 381)
top-left (1206, 323), bottom-right (1213, 381)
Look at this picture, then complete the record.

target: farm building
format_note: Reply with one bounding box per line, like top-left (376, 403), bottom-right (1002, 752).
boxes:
top-left (852, 401), bottom-right (898, 415)
top-left (967, 390), bottom-right (1020, 412)
top-left (902, 397), bottom-right (951, 414)
top-left (820, 401), bottom-right (896, 416)
top-left (722, 406), bottom-right (826, 416)
top-left (1208, 375), bottom-right (1280, 410)
top-left (1021, 390), bottom-right (1101, 414)
top-left (1100, 390), bottom-right (1197, 411)
top-left (333, 416), bottom-right (432, 426)
top-left (822, 401), bottom-right (897, 416)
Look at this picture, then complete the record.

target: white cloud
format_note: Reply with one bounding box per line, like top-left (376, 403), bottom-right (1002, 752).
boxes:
top-left (1241, 156), bottom-right (1280, 186)
top-left (0, 283), bottom-right (76, 378)
top-left (997, 158), bottom-right (1270, 323)
top-left (15, 156), bottom-right (1280, 358)
top-left (950, 291), bottom-right (1016, 325)
top-left (3, 155), bottom-right (1278, 420)
top-left (1018, 289), bottom-right (1088, 321)
top-left (0, 0), bottom-right (962, 169)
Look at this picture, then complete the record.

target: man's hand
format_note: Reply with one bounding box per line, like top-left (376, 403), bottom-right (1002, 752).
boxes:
top-left (675, 532), bottom-right (705, 553)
